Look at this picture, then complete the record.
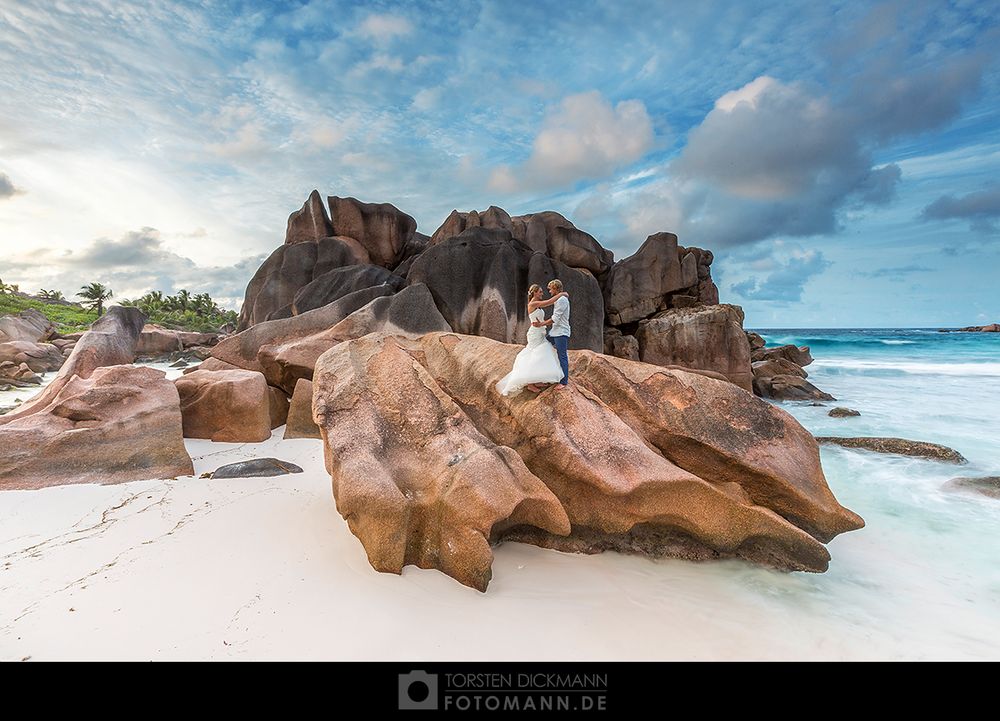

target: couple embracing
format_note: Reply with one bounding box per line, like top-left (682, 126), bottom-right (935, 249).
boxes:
top-left (496, 279), bottom-right (571, 396)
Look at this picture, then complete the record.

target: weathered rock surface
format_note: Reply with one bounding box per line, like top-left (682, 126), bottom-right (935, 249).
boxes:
top-left (752, 344), bottom-right (814, 367)
top-left (174, 369), bottom-right (273, 443)
top-left (828, 407), bottom-right (861, 418)
top-left (313, 333), bottom-right (572, 592)
top-left (135, 325), bottom-right (183, 356)
top-left (635, 304), bottom-right (753, 392)
top-left (0, 308), bottom-right (55, 343)
top-left (754, 374), bottom-right (835, 401)
top-left (291, 264), bottom-right (405, 315)
top-left (0, 306), bottom-right (146, 425)
top-left (746, 331), bottom-right (767, 350)
top-left (236, 236), bottom-right (371, 329)
top-left (285, 189), bottom-right (333, 244)
top-left (312, 332), bottom-right (863, 590)
top-left (0, 365), bottom-right (193, 490)
top-left (511, 211), bottom-right (613, 276)
top-left (430, 206), bottom-right (513, 246)
top-left (0, 341), bottom-right (64, 373)
top-left (408, 226), bottom-right (603, 351)
top-left (327, 195), bottom-right (416, 269)
top-left (214, 285), bottom-right (395, 373)
top-left (258, 283), bottom-right (452, 393)
top-left (603, 327), bottom-right (640, 361)
top-left (942, 476), bottom-right (1000, 499)
top-left (604, 232), bottom-right (687, 325)
top-left (815, 436), bottom-right (968, 463)
top-left (283, 378), bottom-right (320, 439)
top-left (210, 458), bottom-right (304, 479)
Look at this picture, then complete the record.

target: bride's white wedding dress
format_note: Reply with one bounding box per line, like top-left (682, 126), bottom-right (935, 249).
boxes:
top-left (496, 308), bottom-right (565, 396)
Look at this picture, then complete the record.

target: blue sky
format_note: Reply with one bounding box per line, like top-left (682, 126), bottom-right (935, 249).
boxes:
top-left (1, 0), bottom-right (998, 326)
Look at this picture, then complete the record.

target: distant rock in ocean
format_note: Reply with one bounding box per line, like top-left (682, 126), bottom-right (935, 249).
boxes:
top-left (828, 407), bottom-right (861, 418)
top-left (815, 436), bottom-right (967, 463)
top-left (938, 323), bottom-right (1000, 333)
top-left (943, 476), bottom-right (1000, 499)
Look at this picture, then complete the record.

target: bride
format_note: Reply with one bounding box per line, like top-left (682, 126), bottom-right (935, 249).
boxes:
top-left (496, 284), bottom-right (568, 396)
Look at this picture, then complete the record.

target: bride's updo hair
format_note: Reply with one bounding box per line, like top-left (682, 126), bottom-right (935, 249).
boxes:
top-left (527, 284), bottom-right (541, 302)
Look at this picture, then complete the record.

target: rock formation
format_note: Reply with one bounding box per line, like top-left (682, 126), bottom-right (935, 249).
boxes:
top-left (747, 336), bottom-right (834, 401)
top-left (233, 190), bottom-right (744, 392)
top-left (135, 325), bottom-right (220, 359)
top-left (939, 323), bottom-right (1000, 333)
top-left (0, 365), bottom-right (193, 490)
top-left (0, 306), bottom-right (146, 425)
top-left (175, 369), bottom-right (273, 443)
top-left (0, 340), bottom-right (64, 373)
top-left (0, 308), bottom-right (55, 343)
top-left (311, 332), bottom-right (863, 591)
top-left (634, 304), bottom-right (753, 391)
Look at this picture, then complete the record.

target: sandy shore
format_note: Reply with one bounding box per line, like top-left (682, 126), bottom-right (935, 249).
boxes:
top-left (2, 430), bottom-right (999, 660)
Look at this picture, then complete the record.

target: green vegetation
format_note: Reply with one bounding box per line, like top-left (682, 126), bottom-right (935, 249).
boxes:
top-left (0, 292), bottom-right (97, 333)
top-left (119, 290), bottom-right (238, 333)
top-left (1, 279), bottom-right (237, 334)
top-left (77, 282), bottom-right (114, 316)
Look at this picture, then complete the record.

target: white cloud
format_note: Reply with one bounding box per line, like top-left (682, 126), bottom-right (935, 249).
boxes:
top-left (358, 14), bottom-right (413, 43)
top-left (488, 91), bottom-right (656, 193)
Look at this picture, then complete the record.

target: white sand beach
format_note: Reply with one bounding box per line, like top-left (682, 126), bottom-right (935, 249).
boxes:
top-left (3, 426), bottom-right (999, 661)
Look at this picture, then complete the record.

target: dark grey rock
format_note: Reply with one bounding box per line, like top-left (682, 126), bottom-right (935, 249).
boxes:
top-left (815, 436), bottom-right (967, 464)
top-left (209, 457), bottom-right (304, 479)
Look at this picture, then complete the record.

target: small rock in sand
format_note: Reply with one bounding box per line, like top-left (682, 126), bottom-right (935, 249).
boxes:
top-left (209, 458), bottom-right (304, 479)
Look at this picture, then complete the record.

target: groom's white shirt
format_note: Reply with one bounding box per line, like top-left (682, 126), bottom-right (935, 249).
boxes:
top-left (550, 295), bottom-right (571, 337)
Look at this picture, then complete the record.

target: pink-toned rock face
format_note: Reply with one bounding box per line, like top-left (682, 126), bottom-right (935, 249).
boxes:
top-left (312, 332), bottom-right (863, 591)
top-left (0, 306), bottom-right (146, 426)
top-left (174, 369), bottom-right (273, 443)
top-left (135, 325), bottom-right (183, 356)
top-left (0, 308), bottom-right (55, 343)
top-left (635, 304), bottom-right (754, 392)
top-left (0, 340), bottom-right (64, 373)
top-left (0, 365), bottom-right (193, 490)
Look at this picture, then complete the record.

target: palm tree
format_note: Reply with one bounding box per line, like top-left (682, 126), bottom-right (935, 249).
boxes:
top-left (38, 289), bottom-right (65, 301)
top-left (77, 282), bottom-right (114, 317)
top-left (0, 278), bottom-right (11, 295)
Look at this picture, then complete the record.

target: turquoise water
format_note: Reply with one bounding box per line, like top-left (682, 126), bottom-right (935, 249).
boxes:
top-left (742, 328), bottom-right (1000, 658)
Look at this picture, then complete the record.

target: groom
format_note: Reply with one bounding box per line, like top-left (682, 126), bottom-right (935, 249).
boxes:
top-left (544, 279), bottom-right (570, 389)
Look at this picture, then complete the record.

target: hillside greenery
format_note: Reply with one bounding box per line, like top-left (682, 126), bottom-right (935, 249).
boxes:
top-left (0, 281), bottom-right (237, 334)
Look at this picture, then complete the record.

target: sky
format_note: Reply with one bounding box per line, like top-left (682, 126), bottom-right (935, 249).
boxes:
top-left (1, 0), bottom-right (998, 327)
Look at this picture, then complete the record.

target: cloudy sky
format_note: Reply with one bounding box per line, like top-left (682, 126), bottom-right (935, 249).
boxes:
top-left (1, 0), bottom-right (998, 326)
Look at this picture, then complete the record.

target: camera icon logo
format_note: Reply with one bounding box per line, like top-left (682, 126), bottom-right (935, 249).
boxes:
top-left (398, 670), bottom-right (438, 710)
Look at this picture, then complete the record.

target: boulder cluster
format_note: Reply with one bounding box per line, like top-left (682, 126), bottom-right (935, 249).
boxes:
top-left (745, 332), bottom-right (834, 401)
top-left (0, 191), bottom-right (864, 590)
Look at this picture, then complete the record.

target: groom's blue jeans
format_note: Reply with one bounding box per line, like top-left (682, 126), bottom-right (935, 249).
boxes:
top-left (547, 333), bottom-right (570, 385)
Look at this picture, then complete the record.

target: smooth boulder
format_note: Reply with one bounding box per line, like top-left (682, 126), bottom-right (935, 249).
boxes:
top-left (0, 308), bottom-right (55, 343)
top-left (0, 365), bottom-right (193, 490)
top-left (603, 232), bottom-right (688, 325)
top-left (291, 264), bottom-right (405, 315)
top-left (175, 369), bottom-right (273, 443)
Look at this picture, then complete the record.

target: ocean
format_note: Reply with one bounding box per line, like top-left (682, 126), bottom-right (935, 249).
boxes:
top-left (744, 327), bottom-right (1000, 658)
